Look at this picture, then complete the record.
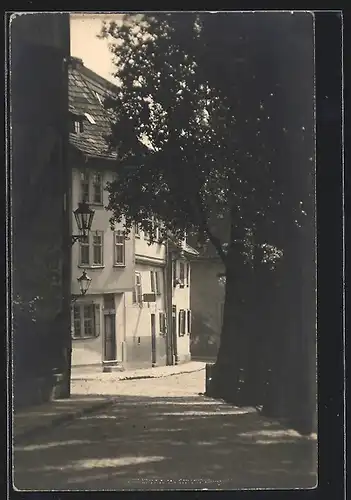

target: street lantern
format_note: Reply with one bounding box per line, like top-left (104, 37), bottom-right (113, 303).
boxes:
top-left (77, 270), bottom-right (92, 296)
top-left (72, 201), bottom-right (95, 244)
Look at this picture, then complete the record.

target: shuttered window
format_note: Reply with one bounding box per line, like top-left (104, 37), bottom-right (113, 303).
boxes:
top-left (133, 272), bottom-right (143, 304)
top-left (72, 303), bottom-right (100, 339)
top-left (178, 309), bottom-right (186, 336)
top-left (114, 231), bottom-right (125, 266)
top-left (187, 310), bottom-right (192, 334)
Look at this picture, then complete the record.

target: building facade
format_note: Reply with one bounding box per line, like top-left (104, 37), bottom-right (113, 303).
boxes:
top-left (189, 255), bottom-right (225, 359)
top-left (68, 58), bottom-right (195, 372)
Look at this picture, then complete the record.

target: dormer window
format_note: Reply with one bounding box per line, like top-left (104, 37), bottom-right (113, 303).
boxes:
top-left (70, 113), bottom-right (84, 134)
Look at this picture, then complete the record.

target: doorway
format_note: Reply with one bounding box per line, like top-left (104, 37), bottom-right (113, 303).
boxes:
top-left (103, 294), bottom-right (116, 362)
top-left (104, 314), bottom-right (116, 361)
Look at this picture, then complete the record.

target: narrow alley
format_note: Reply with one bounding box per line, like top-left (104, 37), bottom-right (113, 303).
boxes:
top-left (13, 370), bottom-right (317, 491)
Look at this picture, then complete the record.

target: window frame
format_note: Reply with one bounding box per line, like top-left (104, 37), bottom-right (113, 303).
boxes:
top-left (72, 303), bottom-right (101, 340)
top-left (92, 231), bottom-right (104, 266)
top-left (178, 309), bottom-right (186, 337)
top-left (71, 114), bottom-right (84, 135)
top-left (114, 230), bottom-right (125, 267)
top-left (79, 170), bottom-right (104, 205)
top-left (79, 234), bottom-right (90, 266)
top-left (80, 171), bottom-right (90, 203)
top-left (133, 272), bottom-right (143, 305)
top-left (92, 172), bottom-right (103, 205)
top-left (79, 231), bottom-right (104, 268)
top-left (150, 270), bottom-right (156, 293)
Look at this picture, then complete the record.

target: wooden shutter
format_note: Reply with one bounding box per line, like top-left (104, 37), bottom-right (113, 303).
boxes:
top-left (94, 304), bottom-right (101, 336)
top-left (187, 310), bottom-right (192, 334)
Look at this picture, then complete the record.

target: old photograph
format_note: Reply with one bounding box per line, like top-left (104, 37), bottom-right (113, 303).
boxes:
top-left (10, 11), bottom-right (317, 490)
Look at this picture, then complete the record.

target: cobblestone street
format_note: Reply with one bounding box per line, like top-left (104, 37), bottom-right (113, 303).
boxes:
top-left (13, 370), bottom-right (317, 491)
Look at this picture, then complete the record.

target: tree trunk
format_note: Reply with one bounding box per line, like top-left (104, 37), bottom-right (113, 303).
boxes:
top-left (206, 245), bottom-right (253, 403)
top-left (261, 237), bottom-right (316, 435)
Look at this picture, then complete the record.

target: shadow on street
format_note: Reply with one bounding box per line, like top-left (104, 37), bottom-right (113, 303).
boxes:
top-left (13, 393), bottom-right (317, 491)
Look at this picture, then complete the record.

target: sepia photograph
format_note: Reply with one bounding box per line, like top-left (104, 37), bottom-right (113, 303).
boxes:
top-left (9, 10), bottom-right (319, 491)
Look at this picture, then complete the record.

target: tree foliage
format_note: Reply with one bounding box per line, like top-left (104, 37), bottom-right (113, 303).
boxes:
top-left (99, 13), bottom-right (316, 427)
top-left (100, 13), bottom-right (313, 268)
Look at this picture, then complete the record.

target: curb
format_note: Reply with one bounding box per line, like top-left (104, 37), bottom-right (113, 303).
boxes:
top-left (72, 365), bottom-right (206, 382)
top-left (118, 366), bottom-right (206, 381)
top-left (14, 397), bottom-right (115, 444)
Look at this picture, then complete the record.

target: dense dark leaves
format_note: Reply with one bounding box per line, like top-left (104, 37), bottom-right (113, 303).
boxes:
top-left (100, 13), bottom-right (314, 265)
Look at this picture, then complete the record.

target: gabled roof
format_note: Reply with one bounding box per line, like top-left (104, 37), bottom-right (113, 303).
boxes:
top-left (68, 57), bottom-right (117, 160)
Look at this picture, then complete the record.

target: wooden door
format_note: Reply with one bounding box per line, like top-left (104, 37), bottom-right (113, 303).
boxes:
top-left (104, 314), bottom-right (116, 361)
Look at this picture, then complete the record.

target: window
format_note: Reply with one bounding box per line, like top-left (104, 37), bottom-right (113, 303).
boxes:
top-left (73, 305), bottom-right (81, 337)
top-left (92, 173), bottom-right (103, 204)
top-left (150, 271), bottom-right (161, 294)
top-left (80, 172), bottom-right (89, 203)
top-left (114, 231), bottom-right (125, 266)
top-left (79, 231), bottom-right (104, 267)
top-left (150, 271), bottom-right (155, 293)
top-left (72, 303), bottom-right (100, 339)
top-left (92, 231), bottom-right (103, 265)
top-left (179, 261), bottom-right (185, 288)
top-left (132, 272), bottom-right (143, 304)
top-left (187, 310), bottom-right (192, 334)
top-left (186, 262), bottom-right (190, 287)
top-left (79, 170), bottom-right (103, 205)
top-left (71, 115), bottom-right (84, 134)
top-left (134, 223), bottom-right (140, 238)
top-left (79, 235), bottom-right (90, 266)
top-left (159, 312), bottom-right (166, 335)
top-left (178, 309), bottom-right (186, 336)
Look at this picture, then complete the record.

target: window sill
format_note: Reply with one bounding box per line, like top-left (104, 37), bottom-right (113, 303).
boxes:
top-left (78, 265), bottom-right (105, 269)
top-left (113, 264), bottom-right (126, 268)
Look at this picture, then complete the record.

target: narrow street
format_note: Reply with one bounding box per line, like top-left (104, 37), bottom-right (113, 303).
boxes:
top-left (14, 371), bottom-right (317, 491)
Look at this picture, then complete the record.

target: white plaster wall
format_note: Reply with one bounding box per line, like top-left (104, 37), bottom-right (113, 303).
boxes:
top-left (135, 230), bottom-right (166, 263)
top-left (125, 262), bottom-right (166, 342)
top-left (71, 168), bottom-right (134, 295)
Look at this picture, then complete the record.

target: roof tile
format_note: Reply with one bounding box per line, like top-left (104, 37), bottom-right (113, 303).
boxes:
top-left (68, 64), bottom-right (117, 159)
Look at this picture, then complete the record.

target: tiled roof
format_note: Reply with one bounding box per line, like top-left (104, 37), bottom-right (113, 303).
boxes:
top-left (68, 58), bottom-right (117, 160)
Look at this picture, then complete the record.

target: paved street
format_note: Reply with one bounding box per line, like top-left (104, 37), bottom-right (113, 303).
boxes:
top-left (13, 371), bottom-right (317, 491)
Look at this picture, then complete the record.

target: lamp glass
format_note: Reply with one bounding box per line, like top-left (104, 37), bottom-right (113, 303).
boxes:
top-left (77, 270), bottom-right (92, 295)
top-left (74, 201), bottom-right (95, 234)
